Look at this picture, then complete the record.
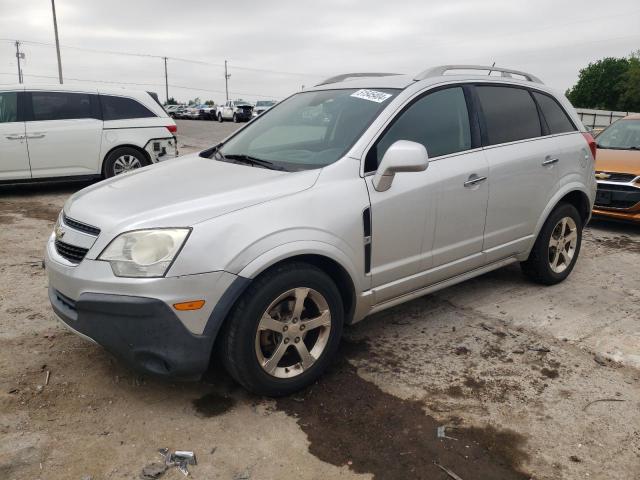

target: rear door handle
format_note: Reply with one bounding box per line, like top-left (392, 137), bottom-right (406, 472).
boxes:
top-left (27, 133), bottom-right (46, 139)
top-left (542, 156), bottom-right (559, 166)
top-left (464, 174), bottom-right (487, 187)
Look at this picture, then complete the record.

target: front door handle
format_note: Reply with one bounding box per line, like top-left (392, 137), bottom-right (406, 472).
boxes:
top-left (5, 134), bottom-right (25, 140)
top-left (464, 174), bottom-right (487, 187)
top-left (27, 133), bottom-right (46, 139)
top-left (542, 156), bottom-right (559, 166)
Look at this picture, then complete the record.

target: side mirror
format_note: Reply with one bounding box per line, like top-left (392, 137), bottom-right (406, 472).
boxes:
top-left (372, 140), bottom-right (429, 192)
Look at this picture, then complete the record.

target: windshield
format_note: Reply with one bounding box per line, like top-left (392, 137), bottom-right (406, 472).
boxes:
top-left (256, 100), bottom-right (276, 107)
top-left (216, 88), bottom-right (399, 171)
top-left (597, 119), bottom-right (640, 150)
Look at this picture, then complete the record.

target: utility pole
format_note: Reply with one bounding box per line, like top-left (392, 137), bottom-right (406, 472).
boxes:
top-left (224, 60), bottom-right (230, 102)
top-left (15, 41), bottom-right (24, 83)
top-left (163, 57), bottom-right (169, 103)
top-left (51, 0), bottom-right (63, 83)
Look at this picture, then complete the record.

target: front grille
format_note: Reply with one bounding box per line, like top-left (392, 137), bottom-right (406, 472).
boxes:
top-left (62, 214), bottom-right (100, 236)
top-left (595, 183), bottom-right (640, 209)
top-left (596, 172), bottom-right (637, 183)
top-left (55, 240), bottom-right (89, 264)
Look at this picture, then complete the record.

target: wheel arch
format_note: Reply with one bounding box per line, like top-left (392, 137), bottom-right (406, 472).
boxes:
top-left (527, 184), bottom-right (592, 259)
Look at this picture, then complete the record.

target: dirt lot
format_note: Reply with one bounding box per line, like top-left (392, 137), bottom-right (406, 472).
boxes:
top-left (1, 120), bottom-right (639, 479)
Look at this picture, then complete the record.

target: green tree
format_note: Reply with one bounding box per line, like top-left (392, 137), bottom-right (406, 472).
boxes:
top-left (205, 100), bottom-right (215, 106)
top-left (566, 57), bottom-right (630, 110)
top-left (617, 54), bottom-right (640, 112)
top-left (165, 97), bottom-right (177, 106)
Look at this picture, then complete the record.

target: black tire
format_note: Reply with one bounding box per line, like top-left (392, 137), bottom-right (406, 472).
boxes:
top-left (102, 147), bottom-right (149, 179)
top-left (232, 113), bottom-right (238, 123)
top-left (520, 202), bottom-right (582, 285)
top-left (217, 113), bottom-right (223, 122)
top-left (220, 262), bottom-right (344, 396)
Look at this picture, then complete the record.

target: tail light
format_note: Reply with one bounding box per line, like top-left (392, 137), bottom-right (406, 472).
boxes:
top-left (166, 124), bottom-right (177, 134)
top-left (582, 132), bottom-right (596, 161)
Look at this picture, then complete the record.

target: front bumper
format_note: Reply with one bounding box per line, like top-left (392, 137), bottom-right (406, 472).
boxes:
top-left (50, 288), bottom-right (214, 378)
top-left (593, 180), bottom-right (640, 222)
top-left (45, 234), bottom-right (241, 379)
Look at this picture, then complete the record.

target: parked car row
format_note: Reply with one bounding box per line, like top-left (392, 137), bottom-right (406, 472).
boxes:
top-left (165, 99), bottom-right (278, 122)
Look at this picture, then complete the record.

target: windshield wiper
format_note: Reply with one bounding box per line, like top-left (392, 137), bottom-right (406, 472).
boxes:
top-left (222, 154), bottom-right (286, 171)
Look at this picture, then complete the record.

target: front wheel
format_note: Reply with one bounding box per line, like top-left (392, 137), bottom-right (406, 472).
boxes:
top-left (521, 202), bottom-right (582, 285)
top-left (232, 113), bottom-right (238, 123)
top-left (220, 262), bottom-right (344, 396)
top-left (217, 113), bottom-right (223, 122)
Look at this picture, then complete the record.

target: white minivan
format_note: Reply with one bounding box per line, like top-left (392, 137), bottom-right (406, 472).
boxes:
top-left (0, 85), bottom-right (177, 182)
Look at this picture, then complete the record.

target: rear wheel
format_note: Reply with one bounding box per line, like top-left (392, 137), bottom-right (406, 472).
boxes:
top-left (103, 147), bottom-right (149, 178)
top-left (218, 113), bottom-right (223, 122)
top-left (220, 262), bottom-right (344, 396)
top-left (232, 113), bottom-right (238, 123)
top-left (521, 203), bottom-right (582, 285)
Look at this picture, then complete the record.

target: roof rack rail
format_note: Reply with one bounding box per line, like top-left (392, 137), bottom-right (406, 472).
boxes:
top-left (414, 65), bottom-right (543, 84)
top-left (315, 72), bottom-right (401, 86)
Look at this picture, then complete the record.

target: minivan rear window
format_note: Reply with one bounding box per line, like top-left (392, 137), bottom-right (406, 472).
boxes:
top-left (532, 92), bottom-right (576, 135)
top-left (100, 95), bottom-right (156, 121)
top-left (32, 92), bottom-right (92, 121)
top-left (477, 86), bottom-right (542, 145)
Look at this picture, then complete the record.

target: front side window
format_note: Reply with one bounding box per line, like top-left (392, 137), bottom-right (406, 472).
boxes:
top-left (477, 86), bottom-right (541, 145)
top-left (100, 95), bottom-right (155, 121)
top-left (366, 87), bottom-right (471, 171)
top-left (216, 88), bottom-right (399, 171)
top-left (532, 92), bottom-right (576, 135)
top-left (0, 92), bottom-right (18, 123)
top-left (32, 92), bottom-right (92, 121)
top-left (596, 119), bottom-right (640, 150)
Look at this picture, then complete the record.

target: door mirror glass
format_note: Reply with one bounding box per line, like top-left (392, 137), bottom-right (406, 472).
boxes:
top-left (373, 140), bottom-right (429, 192)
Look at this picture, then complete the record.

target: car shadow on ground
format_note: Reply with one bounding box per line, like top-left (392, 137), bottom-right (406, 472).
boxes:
top-left (0, 180), bottom-right (95, 198)
top-left (588, 217), bottom-right (640, 235)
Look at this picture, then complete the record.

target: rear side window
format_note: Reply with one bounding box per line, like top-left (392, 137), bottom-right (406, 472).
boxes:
top-left (100, 95), bottom-right (155, 121)
top-left (532, 92), bottom-right (576, 134)
top-left (368, 87), bottom-right (471, 170)
top-left (477, 86), bottom-right (541, 145)
top-left (0, 92), bottom-right (18, 123)
top-left (32, 92), bottom-right (92, 121)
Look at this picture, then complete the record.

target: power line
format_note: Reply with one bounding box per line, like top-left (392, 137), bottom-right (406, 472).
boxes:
top-left (0, 71), bottom-right (280, 99)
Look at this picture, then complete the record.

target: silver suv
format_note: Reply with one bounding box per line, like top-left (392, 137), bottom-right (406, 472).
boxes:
top-left (46, 65), bottom-right (596, 396)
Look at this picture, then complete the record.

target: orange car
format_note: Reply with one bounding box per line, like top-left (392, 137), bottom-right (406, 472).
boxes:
top-left (592, 114), bottom-right (640, 222)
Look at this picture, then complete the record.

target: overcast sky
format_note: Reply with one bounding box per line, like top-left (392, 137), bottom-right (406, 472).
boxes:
top-left (1, 0), bottom-right (639, 103)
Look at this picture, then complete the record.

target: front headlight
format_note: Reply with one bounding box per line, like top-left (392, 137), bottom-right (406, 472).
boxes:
top-left (98, 228), bottom-right (190, 278)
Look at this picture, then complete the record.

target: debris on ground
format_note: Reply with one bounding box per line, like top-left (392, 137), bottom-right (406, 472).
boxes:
top-left (569, 455), bottom-right (582, 463)
top-left (140, 462), bottom-right (167, 479)
top-left (157, 448), bottom-right (197, 476)
top-left (527, 345), bottom-right (550, 353)
top-left (594, 353), bottom-right (609, 366)
top-left (436, 425), bottom-right (458, 441)
top-left (232, 470), bottom-right (251, 480)
top-left (582, 398), bottom-right (626, 411)
top-left (435, 462), bottom-right (464, 480)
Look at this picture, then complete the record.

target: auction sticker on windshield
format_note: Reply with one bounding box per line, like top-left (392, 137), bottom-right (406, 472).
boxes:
top-left (350, 89), bottom-right (393, 103)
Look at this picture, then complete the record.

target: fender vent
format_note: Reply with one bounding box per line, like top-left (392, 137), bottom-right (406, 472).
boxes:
top-left (363, 207), bottom-right (372, 274)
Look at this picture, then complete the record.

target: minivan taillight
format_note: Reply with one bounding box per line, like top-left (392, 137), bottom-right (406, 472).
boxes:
top-left (582, 132), bottom-right (596, 161)
top-left (166, 124), bottom-right (177, 134)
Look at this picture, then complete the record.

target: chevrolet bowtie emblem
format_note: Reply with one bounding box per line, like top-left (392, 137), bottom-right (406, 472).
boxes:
top-left (595, 172), bottom-right (611, 180)
top-left (54, 224), bottom-right (65, 240)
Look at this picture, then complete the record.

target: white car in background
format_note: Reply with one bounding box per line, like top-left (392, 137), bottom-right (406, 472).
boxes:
top-left (252, 100), bottom-right (277, 117)
top-left (0, 85), bottom-right (178, 182)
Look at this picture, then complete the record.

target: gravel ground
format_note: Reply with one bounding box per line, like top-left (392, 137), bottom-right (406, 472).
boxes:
top-left (1, 120), bottom-right (639, 479)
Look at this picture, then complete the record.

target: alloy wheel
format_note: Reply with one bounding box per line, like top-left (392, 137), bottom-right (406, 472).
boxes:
top-left (255, 287), bottom-right (332, 379)
top-left (548, 216), bottom-right (578, 273)
top-left (113, 155), bottom-right (142, 175)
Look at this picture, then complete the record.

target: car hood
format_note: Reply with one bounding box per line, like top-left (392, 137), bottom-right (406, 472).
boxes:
top-left (64, 153), bottom-right (320, 233)
top-left (595, 148), bottom-right (640, 175)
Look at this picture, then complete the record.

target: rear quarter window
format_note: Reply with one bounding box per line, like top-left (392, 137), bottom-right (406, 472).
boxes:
top-left (477, 86), bottom-right (542, 145)
top-left (100, 95), bottom-right (156, 121)
top-left (532, 92), bottom-right (576, 134)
